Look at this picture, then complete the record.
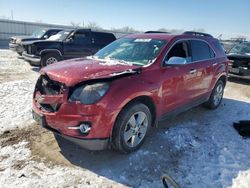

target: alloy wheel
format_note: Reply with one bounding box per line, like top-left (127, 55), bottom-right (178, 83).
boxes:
top-left (213, 83), bottom-right (223, 106)
top-left (123, 111), bottom-right (148, 148)
top-left (46, 57), bottom-right (58, 65)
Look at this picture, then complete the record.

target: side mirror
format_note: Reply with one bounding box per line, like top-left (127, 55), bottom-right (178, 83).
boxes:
top-left (66, 36), bottom-right (74, 43)
top-left (43, 35), bottom-right (48, 39)
top-left (165, 56), bottom-right (187, 66)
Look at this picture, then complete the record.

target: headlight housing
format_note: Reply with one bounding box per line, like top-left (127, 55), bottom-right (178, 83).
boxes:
top-left (16, 38), bottom-right (22, 44)
top-left (69, 82), bottom-right (110, 105)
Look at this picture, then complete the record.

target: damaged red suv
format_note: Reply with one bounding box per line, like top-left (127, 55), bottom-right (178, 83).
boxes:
top-left (32, 31), bottom-right (228, 153)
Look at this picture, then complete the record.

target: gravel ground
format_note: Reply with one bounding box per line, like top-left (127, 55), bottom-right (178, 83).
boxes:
top-left (0, 50), bottom-right (250, 188)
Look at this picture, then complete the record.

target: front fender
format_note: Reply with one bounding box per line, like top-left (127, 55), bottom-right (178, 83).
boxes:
top-left (106, 75), bottom-right (161, 115)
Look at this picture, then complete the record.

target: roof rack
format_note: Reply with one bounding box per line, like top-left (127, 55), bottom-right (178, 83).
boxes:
top-left (145, 31), bottom-right (170, 34)
top-left (183, 31), bottom-right (213, 37)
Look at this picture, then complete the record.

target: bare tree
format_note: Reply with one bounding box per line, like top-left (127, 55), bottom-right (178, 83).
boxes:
top-left (70, 21), bottom-right (81, 28)
top-left (87, 21), bottom-right (102, 30)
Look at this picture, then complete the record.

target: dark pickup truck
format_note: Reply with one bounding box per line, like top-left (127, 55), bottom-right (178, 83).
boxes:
top-left (9, 28), bottom-right (62, 55)
top-left (22, 29), bottom-right (116, 66)
top-left (227, 42), bottom-right (250, 78)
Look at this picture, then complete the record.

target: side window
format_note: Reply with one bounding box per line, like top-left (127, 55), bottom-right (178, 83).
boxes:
top-left (190, 40), bottom-right (215, 61)
top-left (45, 30), bottom-right (59, 38)
top-left (73, 31), bottom-right (90, 45)
top-left (166, 41), bottom-right (191, 62)
top-left (92, 33), bottom-right (116, 46)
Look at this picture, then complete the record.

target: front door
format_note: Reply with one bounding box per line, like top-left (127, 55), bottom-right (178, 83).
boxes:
top-left (161, 40), bottom-right (192, 114)
top-left (63, 30), bottom-right (92, 59)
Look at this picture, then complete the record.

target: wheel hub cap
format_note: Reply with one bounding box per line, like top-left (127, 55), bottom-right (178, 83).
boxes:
top-left (124, 111), bottom-right (148, 148)
top-left (214, 83), bottom-right (223, 106)
top-left (46, 57), bottom-right (58, 65)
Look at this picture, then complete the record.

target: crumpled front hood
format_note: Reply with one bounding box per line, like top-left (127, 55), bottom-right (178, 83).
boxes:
top-left (40, 58), bottom-right (141, 86)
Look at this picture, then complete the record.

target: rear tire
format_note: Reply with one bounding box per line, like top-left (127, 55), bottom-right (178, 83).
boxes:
top-left (204, 80), bottom-right (224, 109)
top-left (41, 53), bottom-right (61, 67)
top-left (112, 103), bottom-right (152, 153)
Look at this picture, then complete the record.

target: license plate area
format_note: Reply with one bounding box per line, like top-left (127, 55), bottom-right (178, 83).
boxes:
top-left (32, 110), bottom-right (47, 127)
top-left (229, 68), bottom-right (240, 74)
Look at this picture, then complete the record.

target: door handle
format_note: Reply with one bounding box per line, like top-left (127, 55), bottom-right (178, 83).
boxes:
top-left (189, 69), bottom-right (197, 74)
top-left (212, 62), bottom-right (218, 66)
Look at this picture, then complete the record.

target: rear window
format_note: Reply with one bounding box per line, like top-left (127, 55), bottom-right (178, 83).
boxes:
top-left (214, 40), bottom-right (226, 55)
top-left (190, 40), bottom-right (215, 61)
top-left (92, 32), bottom-right (116, 46)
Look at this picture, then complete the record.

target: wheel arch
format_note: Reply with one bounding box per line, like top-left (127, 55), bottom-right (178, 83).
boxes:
top-left (113, 95), bottom-right (157, 130)
top-left (218, 74), bottom-right (227, 87)
top-left (40, 49), bottom-right (63, 58)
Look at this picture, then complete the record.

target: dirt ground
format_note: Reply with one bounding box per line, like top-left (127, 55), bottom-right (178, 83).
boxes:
top-left (0, 50), bottom-right (250, 188)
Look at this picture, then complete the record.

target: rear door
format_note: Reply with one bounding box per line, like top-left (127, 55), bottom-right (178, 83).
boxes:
top-left (187, 39), bottom-right (216, 99)
top-left (63, 29), bottom-right (92, 59)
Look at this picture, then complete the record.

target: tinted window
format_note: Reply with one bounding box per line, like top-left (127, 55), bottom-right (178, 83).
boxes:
top-left (73, 31), bottom-right (90, 45)
top-left (190, 40), bottom-right (214, 61)
top-left (95, 38), bottom-right (167, 66)
top-left (166, 41), bottom-right (191, 63)
top-left (45, 30), bottom-right (60, 38)
top-left (229, 42), bottom-right (250, 54)
top-left (214, 40), bottom-right (225, 54)
top-left (92, 32), bottom-right (116, 46)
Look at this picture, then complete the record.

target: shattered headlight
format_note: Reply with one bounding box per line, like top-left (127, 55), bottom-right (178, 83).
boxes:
top-left (69, 82), bottom-right (110, 105)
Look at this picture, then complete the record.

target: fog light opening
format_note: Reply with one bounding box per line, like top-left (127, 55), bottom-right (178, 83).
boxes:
top-left (79, 123), bottom-right (91, 134)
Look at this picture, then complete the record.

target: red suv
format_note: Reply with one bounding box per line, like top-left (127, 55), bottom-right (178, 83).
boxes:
top-left (32, 31), bottom-right (228, 153)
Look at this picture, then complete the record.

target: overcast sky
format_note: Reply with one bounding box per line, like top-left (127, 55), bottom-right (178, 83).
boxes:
top-left (0, 0), bottom-right (249, 39)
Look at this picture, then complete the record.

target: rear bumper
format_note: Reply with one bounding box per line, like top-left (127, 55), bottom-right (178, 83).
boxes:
top-left (9, 43), bottom-right (24, 53)
top-left (23, 51), bottom-right (41, 65)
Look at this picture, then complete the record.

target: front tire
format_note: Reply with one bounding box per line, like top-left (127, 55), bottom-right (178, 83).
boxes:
top-left (204, 80), bottom-right (225, 109)
top-left (112, 103), bottom-right (152, 153)
top-left (41, 53), bottom-right (61, 67)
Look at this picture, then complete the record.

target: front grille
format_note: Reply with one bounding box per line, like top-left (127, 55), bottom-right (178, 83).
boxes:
top-left (23, 45), bottom-right (29, 54)
top-left (27, 45), bottom-right (32, 54)
top-left (35, 75), bottom-right (64, 112)
top-left (228, 57), bottom-right (250, 68)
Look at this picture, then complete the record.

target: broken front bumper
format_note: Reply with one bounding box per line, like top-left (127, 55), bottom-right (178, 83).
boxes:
top-left (32, 109), bottom-right (110, 150)
top-left (9, 43), bottom-right (24, 54)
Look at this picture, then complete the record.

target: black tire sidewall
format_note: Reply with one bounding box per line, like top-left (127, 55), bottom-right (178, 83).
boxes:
top-left (208, 80), bottom-right (224, 109)
top-left (112, 103), bottom-right (152, 153)
top-left (41, 53), bottom-right (60, 67)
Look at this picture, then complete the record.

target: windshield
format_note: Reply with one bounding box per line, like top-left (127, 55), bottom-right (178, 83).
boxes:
top-left (31, 29), bottom-right (46, 38)
top-left (229, 42), bottom-right (250, 54)
top-left (47, 31), bottom-right (71, 41)
top-left (94, 38), bottom-right (167, 66)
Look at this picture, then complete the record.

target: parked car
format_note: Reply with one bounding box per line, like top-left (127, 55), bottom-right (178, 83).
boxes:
top-left (227, 42), bottom-right (250, 78)
top-left (9, 28), bottom-right (62, 55)
top-left (22, 29), bottom-right (116, 67)
top-left (32, 31), bottom-right (228, 153)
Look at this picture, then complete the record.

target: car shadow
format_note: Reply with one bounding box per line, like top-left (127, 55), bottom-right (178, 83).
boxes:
top-left (228, 76), bottom-right (250, 86)
top-left (31, 66), bottom-right (40, 72)
top-left (53, 98), bottom-right (250, 187)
